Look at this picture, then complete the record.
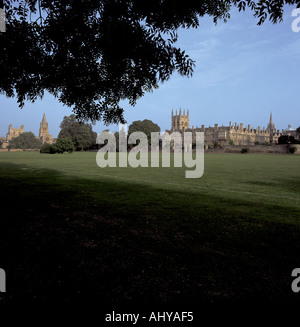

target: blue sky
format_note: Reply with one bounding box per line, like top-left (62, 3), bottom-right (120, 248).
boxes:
top-left (0, 5), bottom-right (299, 138)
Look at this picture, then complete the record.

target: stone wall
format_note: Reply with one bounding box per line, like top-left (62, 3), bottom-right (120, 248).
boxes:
top-left (0, 149), bottom-right (40, 152)
top-left (289, 144), bottom-right (300, 154)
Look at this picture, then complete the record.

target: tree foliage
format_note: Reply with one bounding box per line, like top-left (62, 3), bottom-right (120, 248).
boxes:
top-left (278, 135), bottom-right (298, 144)
top-left (1, 1), bottom-right (299, 124)
top-left (8, 131), bottom-right (41, 149)
top-left (129, 119), bottom-right (160, 143)
top-left (58, 114), bottom-right (97, 150)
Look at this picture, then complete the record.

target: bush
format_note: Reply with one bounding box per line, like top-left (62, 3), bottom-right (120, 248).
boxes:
top-left (40, 143), bottom-right (55, 154)
top-left (40, 138), bottom-right (75, 154)
top-left (229, 139), bottom-right (235, 146)
top-left (52, 137), bottom-right (75, 153)
top-left (241, 148), bottom-right (249, 154)
top-left (289, 146), bottom-right (297, 154)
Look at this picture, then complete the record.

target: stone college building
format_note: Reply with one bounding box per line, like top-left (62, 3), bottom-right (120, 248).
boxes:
top-left (169, 109), bottom-right (295, 146)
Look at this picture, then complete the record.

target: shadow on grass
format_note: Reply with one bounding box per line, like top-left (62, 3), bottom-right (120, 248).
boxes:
top-left (0, 162), bottom-right (300, 305)
top-left (244, 178), bottom-right (300, 195)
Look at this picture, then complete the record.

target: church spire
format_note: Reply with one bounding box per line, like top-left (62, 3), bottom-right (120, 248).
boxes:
top-left (42, 113), bottom-right (47, 123)
top-left (269, 112), bottom-right (273, 125)
top-left (267, 112), bottom-right (275, 131)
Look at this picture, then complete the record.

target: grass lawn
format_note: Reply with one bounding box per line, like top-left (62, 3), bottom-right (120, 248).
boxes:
top-left (0, 151), bottom-right (299, 305)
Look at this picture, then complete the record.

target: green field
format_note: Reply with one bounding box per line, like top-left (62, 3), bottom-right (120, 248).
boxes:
top-left (0, 151), bottom-right (299, 304)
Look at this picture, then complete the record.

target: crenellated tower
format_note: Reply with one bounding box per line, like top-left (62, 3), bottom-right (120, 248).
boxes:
top-left (171, 108), bottom-right (189, 131)
top-left (6, 124), bottom-right (24, 141)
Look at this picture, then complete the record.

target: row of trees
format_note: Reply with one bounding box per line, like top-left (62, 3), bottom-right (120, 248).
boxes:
top-left (40, 117), bottom-right (161, 154)
top-left (46, 118), bottom-right (161, 153)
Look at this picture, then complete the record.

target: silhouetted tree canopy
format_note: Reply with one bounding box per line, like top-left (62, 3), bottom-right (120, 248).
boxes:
top-left (1, 0), bottom-right (299, 124)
